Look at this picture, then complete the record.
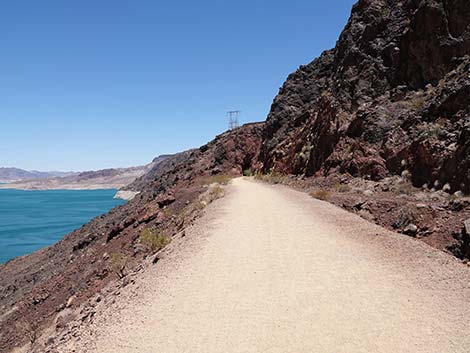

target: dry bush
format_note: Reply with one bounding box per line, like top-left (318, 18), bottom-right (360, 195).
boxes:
top-left (16, 320), bottom-right (38, 345)
top-left (256, 171), bottom-right (285, 185)
top-left (198, 184), bottom-right (225, 208)
top-left (109, 252), bottom-right (129, 279)
top-left (409, 95), bottom-right (426, 111)
top-left (334, 183), bottom-right (351, 193)
top-left (392, 181), bottom-right (415, 195)
top-left (140, 228), bottom-right (170, 253)
top-left (310, 189), bottom-right (331, 201)
top-left (174, 184), bottom-right (226, 228)
top-left (393, 204), bottom-right (419, 229)
top-left (203, 174), bottom-right (232, 185)
top-left (424, 123), bottom-right (444, 138)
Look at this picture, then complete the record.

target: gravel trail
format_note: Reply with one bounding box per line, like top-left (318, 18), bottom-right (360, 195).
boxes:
top-left (71, 178), bottom-right (470, 353)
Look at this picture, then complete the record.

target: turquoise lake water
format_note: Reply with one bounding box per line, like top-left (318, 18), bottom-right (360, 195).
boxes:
top-left (0, 188), bottom-right (125, 264)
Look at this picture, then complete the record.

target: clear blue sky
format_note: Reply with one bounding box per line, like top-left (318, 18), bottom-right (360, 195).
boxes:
top-left (0, 0), bottom-right (356, 171)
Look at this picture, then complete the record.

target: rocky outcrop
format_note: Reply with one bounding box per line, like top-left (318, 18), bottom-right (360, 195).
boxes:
top-left (259, 0), bottom-right (470, 193)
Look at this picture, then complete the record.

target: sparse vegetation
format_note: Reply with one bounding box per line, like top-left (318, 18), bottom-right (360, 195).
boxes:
top-left (140, 228), bottom-right (170, 253)
top-left (393, 204), bottom-right (419, 229)
top-left (203, 174), bottom-right (232, 185)
top-left (333, 182), bottom-right (351, 193)
top-left (109, 252), bottom-right (129, 279)
top-left (243, 168), bottom-right (253, 177)
top-left (196, 184), bottom-right (225, 209)
top-left (255, 171), bottom-right (286, 185)
top-left (392, 181), bottom-right (415, 195)
top-left (162, 207), bottom-right (174, 218)
top-left (409, 94), bottom-right (427, 111)
top-left (174, 183), bottom-right (226, 229)
top-left (310, 189), bottom-right (331, 201)
top-left (16, 320), bottom-right (38, 345)
top-left (382, 7), bottom-right (391, 17)
top-left (423, 123), bottom-right (444, 138)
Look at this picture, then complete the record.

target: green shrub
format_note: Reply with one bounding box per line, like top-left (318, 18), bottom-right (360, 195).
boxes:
top-left (243, 168), bottom-right (253, 177)
top-left (140, 228), bottom-right (170, 253)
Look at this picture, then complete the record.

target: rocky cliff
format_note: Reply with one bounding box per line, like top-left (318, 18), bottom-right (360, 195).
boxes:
top-left (260, 0), bottom-right (470, 193)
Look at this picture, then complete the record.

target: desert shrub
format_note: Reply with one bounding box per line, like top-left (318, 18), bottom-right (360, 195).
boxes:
top-left (393, 204), bottom-right (419, 229)
top-left (16, 320), bottom-right (38, 344)
top-left (162, 207), bottom-right (174, 218)
top-left (424, 123), bottom-right (444, 138)
top-left (203, 174), bottom-right (232, 185)
top-left (392, 181), bottom-right (414, 195)
top-left (409, 95), bottom-right (426, 111)
top-left (334, 183), bottom-right (351, 193)
top-left (256, 171), bottom-right (285, 184)
top-left (382, 7), bottom-right (391, 17)
top-left (197, 184), bottom-right (225, 209)
top-left (243, 168), bottom-right (253, 177)
top-left (310, 189), bottom-right (331, 201)
top-left (174, 185), bottom-right (226, 229)
top-left (109, 252), bottom-right (129, 279)
top-left (140, 228), bottom-right (170, 253)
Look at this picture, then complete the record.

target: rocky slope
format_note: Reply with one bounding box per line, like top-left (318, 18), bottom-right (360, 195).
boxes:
top-left (0, 123), bottom-right (263, 352)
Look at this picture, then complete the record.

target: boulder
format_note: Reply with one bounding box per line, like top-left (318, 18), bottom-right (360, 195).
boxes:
top-left (403, 224), bottom-right (418, 236)
top-left (155, 192), bottom-right (176, 208)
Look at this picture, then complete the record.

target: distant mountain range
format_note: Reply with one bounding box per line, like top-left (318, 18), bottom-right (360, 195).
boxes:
top-left (0, 168), bottom-right (75, 182)
top-left (0, 156), bottom-right (173, 190)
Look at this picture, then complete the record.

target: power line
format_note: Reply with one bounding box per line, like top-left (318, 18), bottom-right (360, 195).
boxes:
top-left (227, 110), bottom-right (240, 130)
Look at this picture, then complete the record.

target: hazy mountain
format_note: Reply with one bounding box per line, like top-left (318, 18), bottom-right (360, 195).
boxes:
top-left (0, 156), bottom-right (173, 190)
top-left (0, 167), bottom-right (76, 182)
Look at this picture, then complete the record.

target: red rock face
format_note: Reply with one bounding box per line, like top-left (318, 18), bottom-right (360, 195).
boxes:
top-left (259, 0), bottom-right (470, 193)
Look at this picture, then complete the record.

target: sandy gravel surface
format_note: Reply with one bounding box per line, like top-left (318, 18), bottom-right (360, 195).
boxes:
top-left (68, 178), bottom-right (470, 353)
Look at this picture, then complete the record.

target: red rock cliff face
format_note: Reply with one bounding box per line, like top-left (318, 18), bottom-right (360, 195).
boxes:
top-left (260, 0), bottom-right (470, 192)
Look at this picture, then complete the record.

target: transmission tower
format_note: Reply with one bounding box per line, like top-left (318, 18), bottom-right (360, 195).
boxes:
top-left (227, 110), bottom-right (240, 130)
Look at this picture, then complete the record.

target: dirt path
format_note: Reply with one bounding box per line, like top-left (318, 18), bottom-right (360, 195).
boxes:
top-left (70, 178), bottom-right (470, 353)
